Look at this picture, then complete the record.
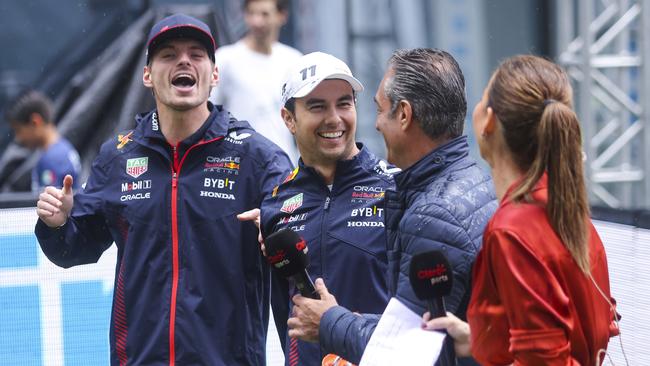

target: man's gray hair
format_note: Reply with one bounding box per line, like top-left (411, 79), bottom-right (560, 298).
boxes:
top-left (384, 48), bottom-right (467, 139)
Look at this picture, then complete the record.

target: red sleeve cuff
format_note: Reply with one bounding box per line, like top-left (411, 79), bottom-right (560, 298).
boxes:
top-left (509, 327), bottom-right (574, 365)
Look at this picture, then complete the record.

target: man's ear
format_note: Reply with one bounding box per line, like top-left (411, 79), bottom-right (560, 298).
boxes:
top-left (397, 100), bottom-right (413, 131)
top-left (143, 65), bottom-right (153, 88)
top-left (211, 64), bottom-right (219, 87)
top-left (281, 108), bottom-right (296, 134)
top-left (278, 10), bottom-right (289, 27)
top-left (29, 112), bottom-right (45, 127)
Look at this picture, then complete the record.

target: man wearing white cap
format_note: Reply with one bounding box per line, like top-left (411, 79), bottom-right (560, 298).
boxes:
top-left (285, 48), bottom-right (497, 366)
top-left (259, 52), bottom-right (398, 365)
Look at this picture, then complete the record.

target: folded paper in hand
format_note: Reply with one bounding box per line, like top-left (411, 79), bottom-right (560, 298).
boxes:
top-left (359, 297), bottom-right (446, 366)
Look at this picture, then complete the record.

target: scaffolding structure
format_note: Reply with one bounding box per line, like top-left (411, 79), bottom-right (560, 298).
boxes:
top-left (557, 0), bottom-right (650, 208)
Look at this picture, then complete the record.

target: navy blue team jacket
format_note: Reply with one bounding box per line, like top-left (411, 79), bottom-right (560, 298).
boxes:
top-left (35, 104), bottom-right (292, 366)
top-left (261, 145), bottom-right (397, 366)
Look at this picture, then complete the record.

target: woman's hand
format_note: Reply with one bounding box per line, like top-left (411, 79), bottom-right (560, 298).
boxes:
top-left (422, 311), bottom-right (472, 357)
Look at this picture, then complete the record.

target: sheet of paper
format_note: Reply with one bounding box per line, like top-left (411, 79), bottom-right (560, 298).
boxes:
top-left (359, 297), bottom-right (446, 366)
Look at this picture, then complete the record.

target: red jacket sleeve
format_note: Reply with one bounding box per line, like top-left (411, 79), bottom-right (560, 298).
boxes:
top-left (484, 229), bottom-right (579, 366)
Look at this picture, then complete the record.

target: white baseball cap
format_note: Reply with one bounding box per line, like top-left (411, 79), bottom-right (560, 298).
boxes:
top-left (281, 52), bottom-right (364, 106)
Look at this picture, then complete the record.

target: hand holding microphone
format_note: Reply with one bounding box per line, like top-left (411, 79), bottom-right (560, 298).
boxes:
top-left (265, 229), bottom-right (318, 299)
top-left (288, 277), bottom-right (338, 343)
top-left (266, 230), bottom-right (339, 342)
top-left (410, 250), bottom-right (472, 358)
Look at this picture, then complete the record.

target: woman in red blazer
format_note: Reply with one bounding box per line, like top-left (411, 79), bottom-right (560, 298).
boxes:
top-left (424, 55), bottom-right (619, 365)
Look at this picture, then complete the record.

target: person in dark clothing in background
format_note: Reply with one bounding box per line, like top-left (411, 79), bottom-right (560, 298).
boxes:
top-left (5, 90), bottom-right (81, 192)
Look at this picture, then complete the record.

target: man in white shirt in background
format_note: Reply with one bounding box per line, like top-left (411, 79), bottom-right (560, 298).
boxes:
top-left (210, 0), bottom-right (302, 164)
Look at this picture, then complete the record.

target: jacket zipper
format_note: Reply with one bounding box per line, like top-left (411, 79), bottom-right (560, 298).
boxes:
top-left (320, 195), bottom-right (331, 282)
top-left (169, 145), bottom-right (179, 366)
top-left (168, 137), bottom-right (222, 366)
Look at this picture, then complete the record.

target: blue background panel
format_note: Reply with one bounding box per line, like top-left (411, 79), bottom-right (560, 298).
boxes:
top-left (0, 286), bottom-right (42, 365)
top-left (62, 281), bottom-right (113, 366)
top-left (0, 233), bottom-right (38, 268)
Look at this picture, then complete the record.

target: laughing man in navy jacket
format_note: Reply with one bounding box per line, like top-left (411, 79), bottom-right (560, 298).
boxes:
top-left (34, 14), bottom-right (292, 365)
top-left (259, 52), bottom-right (397, 366)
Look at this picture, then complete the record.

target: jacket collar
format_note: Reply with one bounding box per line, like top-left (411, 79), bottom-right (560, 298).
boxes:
top-left (335, 143), bottom-right (374, 171)
top-left (294, 143), bottom-right (377, 190)
top-left (394, 135), bottom-right (469, 190)
top-left (133, 102), bottom-right (232, 147)
top-left (297, 143), bottom-right (372, 175)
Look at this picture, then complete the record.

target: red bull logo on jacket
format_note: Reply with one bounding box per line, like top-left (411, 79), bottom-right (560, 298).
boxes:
top-left (117, 131), bottom-right (133, 149)
top-left (204, 156), bottom-right (241, 174)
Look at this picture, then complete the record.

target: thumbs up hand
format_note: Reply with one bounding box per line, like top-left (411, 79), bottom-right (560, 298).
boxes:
top-left (36, 174), bottom-right (75, 228)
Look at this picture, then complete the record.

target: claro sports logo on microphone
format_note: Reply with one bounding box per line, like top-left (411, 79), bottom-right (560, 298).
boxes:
top-left (267, 239), bottom-right (308, 269)
top-left (417, 264), bottom-right (449, 285)
top-left (267, 250), bottom-right (289, 268)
